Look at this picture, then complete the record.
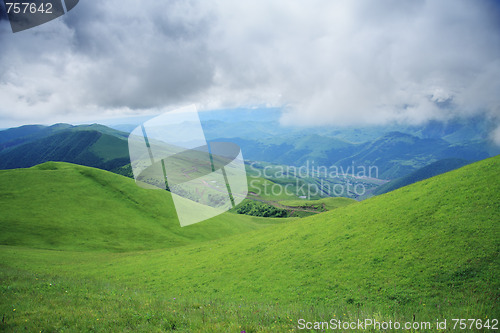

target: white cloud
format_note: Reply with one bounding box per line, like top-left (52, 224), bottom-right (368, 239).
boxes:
top-left (208, 0), bottom-right (500, 126)
top-left (492, 126), bottom-right (500, 146)
top-left (0, 0), bottom-right (499, 132)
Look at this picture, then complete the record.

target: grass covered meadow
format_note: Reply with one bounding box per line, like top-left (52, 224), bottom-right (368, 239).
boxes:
top-left (1, 156), bottom-right (499, 332)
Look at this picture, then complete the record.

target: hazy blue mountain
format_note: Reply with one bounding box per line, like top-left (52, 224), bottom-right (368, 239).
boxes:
top-left (411, 117), bottom-right (491, 143)
top-left (335, 132), bottom-right (489, 179)
top-left (0, 123), bottom-right (129, 152)
top-left (214, 134), bottom-right (364, 167)
top-left (0, 124), bottom-right (73, 152)
top-left (0, 125), bottom-right (47, 143)
top-left (202, 120), bottom-right (288, 140)
top-left (103, 108), bottom-right (493, 143)
top-left (219, 131), bottom-right (491, 179)
top-left (0, 124), bottom-right (131, 176)
top-left (0, 112), bottom-right (496, 182)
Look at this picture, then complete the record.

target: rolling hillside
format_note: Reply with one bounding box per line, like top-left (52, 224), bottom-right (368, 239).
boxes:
top-left (0, 162), bottom-right (287, 252)
top-left (373, 158), bottom-right (471, 195)
top-left (1, 156), bottom-right (498, 331)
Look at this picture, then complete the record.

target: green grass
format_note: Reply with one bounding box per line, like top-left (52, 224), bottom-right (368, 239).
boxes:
top-left (0, 162), bottom-right (290, 252)
top-left (247, 176), bottom-right (307, 201)
top-left (373, 158), bottom-right (471, 195)
top-left (1, 156), bottom-right (499, 331)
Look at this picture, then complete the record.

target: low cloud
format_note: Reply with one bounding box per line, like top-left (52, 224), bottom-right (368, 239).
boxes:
top-left (0, 0), bottom-right (499, 134)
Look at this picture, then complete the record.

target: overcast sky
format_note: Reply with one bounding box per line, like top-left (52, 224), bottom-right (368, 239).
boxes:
top-left (1, 0), bottom-right (499, 141)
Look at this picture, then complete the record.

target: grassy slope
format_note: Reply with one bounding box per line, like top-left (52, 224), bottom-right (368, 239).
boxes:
top-left (55, 155), bottom-right (498, 306)
top-left (247, 176), bottom-right (305, 201)
top-left (1, 156), bottom-right (499, 331)
top-left (0, 162), bottom-right (289, 252)
top-left (373, 158), bottom-right (471, 195)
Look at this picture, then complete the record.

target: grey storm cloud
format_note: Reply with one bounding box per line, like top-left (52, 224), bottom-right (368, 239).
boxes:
top-left (0, 0), bottom-right (216, 124)
top-left (0, 0), bottom-right (499, 139)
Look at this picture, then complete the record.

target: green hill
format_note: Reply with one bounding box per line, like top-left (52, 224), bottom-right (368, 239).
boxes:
top-left (0, 124), bottom-right (132, 176)
top-left (0, 162), bottom-right (287, 252)
top-left (0, 156), bottom-right (499, 331)
top-left (373, 158), bottom-right (471, 195)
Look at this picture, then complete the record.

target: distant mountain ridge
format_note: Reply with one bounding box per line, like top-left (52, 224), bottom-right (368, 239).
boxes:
top-left (0, 123), bottom-right (128, 151)
top-left (335, 132), bottom-right (488, 179)
top-left (221, 131), bottom-right (491, 179)
top-left (0, 114), bottom-right (497, 182)
top-left (0, 123), bottom-right (131, 176)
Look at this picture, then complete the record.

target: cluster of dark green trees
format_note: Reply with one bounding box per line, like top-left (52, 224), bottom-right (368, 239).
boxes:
top-left (235, 201), bottom-right (288, 218)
